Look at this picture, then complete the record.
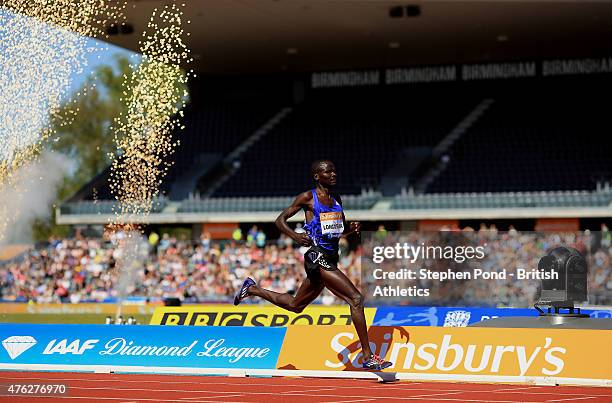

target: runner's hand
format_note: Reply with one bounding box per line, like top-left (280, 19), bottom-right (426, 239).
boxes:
top-left (295, 233), bottom-right (312, 247)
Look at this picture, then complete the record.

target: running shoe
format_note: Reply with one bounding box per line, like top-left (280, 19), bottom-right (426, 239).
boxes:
top-left (233, 277), bottom-right (256, 306)
top-left (362, 354), bottom-right (393, 371)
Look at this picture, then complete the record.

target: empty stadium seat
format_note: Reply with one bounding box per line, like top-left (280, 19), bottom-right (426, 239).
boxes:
top-left (214, 90), bottom-right (475, 197)
top-left (428, 97), bottom-right (612, 193)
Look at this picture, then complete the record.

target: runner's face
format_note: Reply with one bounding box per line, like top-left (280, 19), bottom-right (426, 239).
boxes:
top-left (316, 162), bottom-right (337, 187)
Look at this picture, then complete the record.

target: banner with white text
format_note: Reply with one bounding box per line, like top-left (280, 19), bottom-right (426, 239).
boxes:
top-left (0, 324), bottom-right (284, 369)
top-left (277, 326), bottom-right (612, 381)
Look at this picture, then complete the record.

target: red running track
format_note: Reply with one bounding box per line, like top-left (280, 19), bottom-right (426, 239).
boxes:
top-left (0, 371), bottom-right (610, 402)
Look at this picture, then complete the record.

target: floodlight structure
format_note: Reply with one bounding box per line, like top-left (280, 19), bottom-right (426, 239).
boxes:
top-left (535, 246), bottom-right (588, 317)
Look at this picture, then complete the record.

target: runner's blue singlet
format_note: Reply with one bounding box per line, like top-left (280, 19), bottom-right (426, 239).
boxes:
top-left (304, 189), bottom-right (344, 253)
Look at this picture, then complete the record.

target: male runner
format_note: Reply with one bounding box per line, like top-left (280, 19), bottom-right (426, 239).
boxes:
top-left (234, 160), bottom-right (392, 371)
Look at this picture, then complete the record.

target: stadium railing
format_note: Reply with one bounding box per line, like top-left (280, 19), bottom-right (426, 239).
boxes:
top-left (391, 189), bottom-right (612, 209)
top-left (60, 198), bottom-right (169, 215)
top-left (56, 188), bottom-right (612, 218)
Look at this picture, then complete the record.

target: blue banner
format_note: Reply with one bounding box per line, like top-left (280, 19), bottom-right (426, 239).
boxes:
top-left (0, 324), bottom-right (285, 369)
top-left (372, 306), bottom-right (612, 327)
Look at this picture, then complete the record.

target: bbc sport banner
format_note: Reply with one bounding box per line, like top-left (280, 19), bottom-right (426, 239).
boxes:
top-left (150, 305), bottom-right (376, 326)
top-left (372, 306), bottom-right (612, 327)
top-left (150, 305), bottom-right (611, 327)
top-left (277, 326), bottom-right (612, 381)
top-left (0, 324), bottom-right (284, 370)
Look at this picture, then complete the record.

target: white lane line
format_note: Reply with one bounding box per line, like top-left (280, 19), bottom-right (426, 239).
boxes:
top-left (0, 375), bottom-right (381, 389)
top-left (322, 399), bottom-right (376, 403)
top-left (0, 376), bottom-right (433, 392)
top-left (8, 396), bottom-right (219, 403)
top-left (266, 391), bottom-right (542, 402)
top-left (397, 399), bottom-right (541, 403)
top-left (3, 375), bottom-right (607, 399)
top-left (409, 392), bottom-right (464, 398)
top-left (546, 398), bottom-right (598, 402)
top-left (67, 385), bottom-right (361, 397)
top-left (42, 395), bottom-right (541, 403)
top-left (501, 392), bottom-right (612, 397)
top-left (6, 374), bottom-right (599, 398)
top-left (179, 395), bottom-right (245, 401)
top-left (4, 386), bottom-right (544, 403)
top-left (281, 387), bottom-right (341, 393)
top-left (492, 386), bottom-right (544, 392)
top-left (66, 386), bottom-right (247, 395)
top-left (62, 388), bottom-right (534, 403)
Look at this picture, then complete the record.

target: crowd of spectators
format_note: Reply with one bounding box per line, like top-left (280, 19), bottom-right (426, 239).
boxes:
top-left (0, 225), bottom-right (610, 307)
top-left (0, 230), bottom-right (360, 306)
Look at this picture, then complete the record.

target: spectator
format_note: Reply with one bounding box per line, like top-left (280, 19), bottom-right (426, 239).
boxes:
top-left (375, 225), bottom-right (388, 241)
top-left (256, 229), bottom-right (266, 248)
top-left (246, 225), bottom-right (258, 247)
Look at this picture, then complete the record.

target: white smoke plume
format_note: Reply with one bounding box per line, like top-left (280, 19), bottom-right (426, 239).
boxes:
top-left (113, 230), bottom-right (148, 319)
top-left (0, 151), bottom-right (73, 245)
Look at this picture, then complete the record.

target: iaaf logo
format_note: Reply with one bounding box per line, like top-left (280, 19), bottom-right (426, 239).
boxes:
top-left (42, 339), bottom-right (99, 355)
top-left (326, 332), bottom-right (566, 376)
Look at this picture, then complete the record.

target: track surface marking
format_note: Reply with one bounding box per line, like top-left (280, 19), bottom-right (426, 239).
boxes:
top-left (0, 372), bottom-right (609, 402)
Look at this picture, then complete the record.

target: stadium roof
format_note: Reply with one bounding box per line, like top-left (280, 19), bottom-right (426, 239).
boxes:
top-left (104, 0), bottom-right (612, 74)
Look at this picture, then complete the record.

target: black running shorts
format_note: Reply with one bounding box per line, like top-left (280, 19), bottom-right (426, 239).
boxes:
top-left (304, 246), bottom-right (339, 280)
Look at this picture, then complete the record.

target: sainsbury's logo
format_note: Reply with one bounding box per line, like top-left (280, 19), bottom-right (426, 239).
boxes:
top-left (326, 332), bottom-right (566, 376)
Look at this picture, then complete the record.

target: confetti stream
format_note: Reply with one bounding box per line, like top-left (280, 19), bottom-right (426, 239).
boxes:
top-left (0, 0), bottom-right (126, 241)
top-left (109, 3), bottom-right (191, 231)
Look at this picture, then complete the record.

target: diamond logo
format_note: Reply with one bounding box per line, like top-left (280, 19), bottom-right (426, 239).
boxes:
top-left (2, 336), bottom-right (37, 359)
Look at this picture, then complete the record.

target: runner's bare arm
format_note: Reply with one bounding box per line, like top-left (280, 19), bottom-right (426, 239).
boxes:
top-left (275, 191), bottom-right (312, 247)
top-left (335, 194), bottom-right (361, 238)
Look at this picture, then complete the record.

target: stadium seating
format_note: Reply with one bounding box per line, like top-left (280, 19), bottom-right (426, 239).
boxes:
top-left (427, 97), bottom-right (612, 193)
top-left (213, 91), bottom-right (476, 197)
top-left (62, 78), bottom-right (612, 212)
top-left (162, 101), bottom-right (282, 195)
top-left (73, 100), bottom-right (282, 201)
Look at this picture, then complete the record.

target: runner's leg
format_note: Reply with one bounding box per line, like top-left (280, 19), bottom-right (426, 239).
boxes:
top-left (319, 268), bottom-right (373, 360)
top-left (248, 277), bottom-right (324, 313)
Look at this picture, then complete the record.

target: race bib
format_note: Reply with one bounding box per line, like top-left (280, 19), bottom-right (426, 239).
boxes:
top-left (320, 212), bottom-right (344, 236)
